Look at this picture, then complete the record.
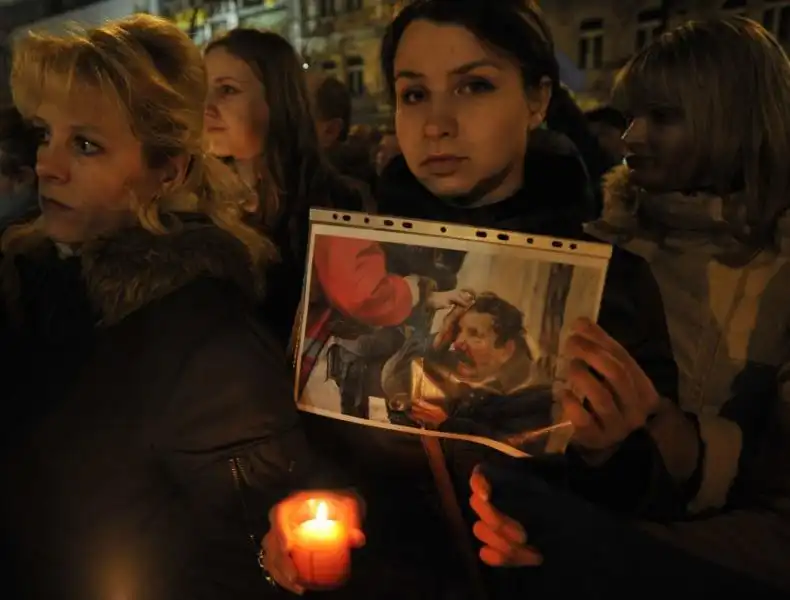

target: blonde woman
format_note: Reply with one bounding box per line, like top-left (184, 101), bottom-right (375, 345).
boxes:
top-left (470, 17), bottom-right (790, 593)
top-left (0, 15), bottom-right (349, 599)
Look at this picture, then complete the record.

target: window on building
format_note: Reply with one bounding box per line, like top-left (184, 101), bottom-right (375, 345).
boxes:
top-left (242, 0), bottom-right (280, 7)
top-left (318, 0), bottom-right (335, 18)
top-left (763, 1), bottom-right (790, 44)
top-left (578, 18), bottom-right (604, 70)
top-left (345, 55), bottom-right (365, 97)
top-left (636, 8), bottom-right (662, 51)
top-left (345, 0), bottom-right (363, 11)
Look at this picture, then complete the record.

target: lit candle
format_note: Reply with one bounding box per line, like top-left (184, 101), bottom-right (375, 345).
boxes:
top-left (291, 500), bottom-right (351, 590)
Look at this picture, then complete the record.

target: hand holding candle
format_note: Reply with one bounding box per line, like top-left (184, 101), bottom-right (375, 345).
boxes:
top-left (262, 491), bottom-right (365, 594)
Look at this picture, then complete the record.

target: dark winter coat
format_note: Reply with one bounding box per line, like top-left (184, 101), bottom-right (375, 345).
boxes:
top-left (0, 218), bottom-right (325, 600)
top-left (300, 129), bottom-right (679, 598)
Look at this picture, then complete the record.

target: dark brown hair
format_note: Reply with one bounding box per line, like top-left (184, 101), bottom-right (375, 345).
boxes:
top-left (381, 0), bottom-right (558, 100)
top-left (613, 17), bottom-right (790, 247)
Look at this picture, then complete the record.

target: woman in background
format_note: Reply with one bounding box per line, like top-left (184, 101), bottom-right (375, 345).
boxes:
top-left (203, 29), bottom-right (368, 346)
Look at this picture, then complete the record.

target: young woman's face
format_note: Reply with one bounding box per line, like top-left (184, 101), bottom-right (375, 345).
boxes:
top-left (393, 20), bottom-right (548, 202)
top-left (33, 93), bottom-right (161, 244)
top-left (204, 47), bottom-right (268, 161)
top-left (622, 107), bottom-right (696, 192)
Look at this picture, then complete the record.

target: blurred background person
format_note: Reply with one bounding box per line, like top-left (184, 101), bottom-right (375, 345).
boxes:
top-left (308, 72), bottom-right (378, 188)
top-left (375, 128), bottom-right (400, 176)
top-left (309, 72), bottom-right (351, 150)
top-left (0, 105), bottom-right (38, 228)
top-left (585, 105), bottom-right (627, 167)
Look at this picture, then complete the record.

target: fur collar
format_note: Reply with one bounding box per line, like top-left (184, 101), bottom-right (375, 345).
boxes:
top-left (586, 165), bottom-right (790, 259)
top-left (6, 219), bottom-right (262, 326)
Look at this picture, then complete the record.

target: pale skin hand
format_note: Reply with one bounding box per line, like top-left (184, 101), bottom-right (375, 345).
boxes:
top-left (560, 318), bottom-right (699, 478)
top-left (559, 318), bottom-right (661, 462)
top-left (260, 491), bottom-right (366, 595)
top-left (469, 467), bottom-right (543, 567)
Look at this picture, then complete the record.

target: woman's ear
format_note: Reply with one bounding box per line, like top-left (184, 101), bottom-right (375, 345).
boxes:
top-left (527, 77), bottom-right (553, 130)
top-left (161, 154), bottom-right (190, 187)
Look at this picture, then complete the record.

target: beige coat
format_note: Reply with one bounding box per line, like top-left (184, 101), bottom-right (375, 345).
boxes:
top-left (586, 165), bottom-right (790, 588)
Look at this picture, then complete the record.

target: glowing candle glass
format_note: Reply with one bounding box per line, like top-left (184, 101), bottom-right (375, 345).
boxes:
top-left (291, 500), bottom-right (351, 590)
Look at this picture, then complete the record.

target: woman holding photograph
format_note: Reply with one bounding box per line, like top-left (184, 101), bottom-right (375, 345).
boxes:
top-left (470, 16), bottom-right (790, 594)
top-left (376, 0), bottom-right (678, 498)
top-left (0, 15), bottom-right (351, 599)
top-left (286, 0), bottom-right (679, 598)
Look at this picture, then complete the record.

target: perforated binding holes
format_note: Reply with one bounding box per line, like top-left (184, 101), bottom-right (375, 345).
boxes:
top-left (475, 230), bottom-right (487, 238)
top-left (440, 227), bottom-right (447, 233)
top-left (526, 238), bottom-right (534, 244)
top-left (383, 219), bottom-right (394, 226)
top-left (570, 243), bottom-right (577, 250)
top-left (497, 233), bottom-right (509, 241)
top-left (342, 214), bottom-right (351, 222)
top-left (402, 222), bottom-right (413, 229)
top-left (552, 241), bottom-right (563, 248)
top-left (364, 217), bottom-right (370, 224)
top-left (332, 213), bottom-right (339, 220)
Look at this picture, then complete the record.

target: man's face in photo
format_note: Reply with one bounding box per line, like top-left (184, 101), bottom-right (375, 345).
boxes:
top-left (451, 310), bottom-right (515, 382)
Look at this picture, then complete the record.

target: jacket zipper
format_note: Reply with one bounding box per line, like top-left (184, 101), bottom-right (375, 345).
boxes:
top-left (229, 457), bottom-right (259, 553)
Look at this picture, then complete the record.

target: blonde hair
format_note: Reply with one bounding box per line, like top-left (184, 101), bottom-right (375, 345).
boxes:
top-left (2, 14), bottom-right (275, 271)
top-left (612, 17), bottom-right (790, 247)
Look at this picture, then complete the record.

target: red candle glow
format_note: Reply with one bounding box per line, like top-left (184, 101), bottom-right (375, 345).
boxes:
top-left (291, 500), bottom-right (351, 590)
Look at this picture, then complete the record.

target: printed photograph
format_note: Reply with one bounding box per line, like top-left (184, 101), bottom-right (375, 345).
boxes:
top-left (295, 212), bottom-right (611, 456)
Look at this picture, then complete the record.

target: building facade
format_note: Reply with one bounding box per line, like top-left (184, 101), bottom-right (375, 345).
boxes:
top-left (3, 0), bottom-right (790, 114)
top-left (543, 0), bottom-right (790, 108)
top-left (1, 0), bottom-right (158, 103)
top-left (160, 0), bottom-right (294, 47)
top-left (297, 0), bottom-right (403, 124)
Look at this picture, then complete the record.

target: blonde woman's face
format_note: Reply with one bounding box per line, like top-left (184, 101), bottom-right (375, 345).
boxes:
top-left (204, 47), bottom-right (268, 161)
top-left (622, 107), bottom-right (694, 192)
top-left (33, 95), bottom-right (160, 244)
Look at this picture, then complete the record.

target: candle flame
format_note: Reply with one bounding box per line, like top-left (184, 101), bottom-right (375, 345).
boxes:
top-left (315, 501), bottom-right (329, 522)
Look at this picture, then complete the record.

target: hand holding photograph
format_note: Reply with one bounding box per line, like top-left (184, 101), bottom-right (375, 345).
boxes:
top-left (295, 210), bottom-right (612, 457)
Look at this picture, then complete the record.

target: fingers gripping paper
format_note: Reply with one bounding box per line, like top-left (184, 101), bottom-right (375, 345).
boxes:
top-left (294, 209), bottom-right (612, 457)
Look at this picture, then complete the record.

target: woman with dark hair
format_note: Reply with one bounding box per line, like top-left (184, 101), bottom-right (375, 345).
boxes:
top-left (470, 16), bottom-right (790, 594)
top-left (268, 1), bottom-right (678, 598)
top-left (203, 29), bottom-right (369, 345)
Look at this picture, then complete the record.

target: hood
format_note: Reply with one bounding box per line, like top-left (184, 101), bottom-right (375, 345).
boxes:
top-left (5, 217), bottom-right (263, 326)
top-left (586, 164), bottom-right (790, 261)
